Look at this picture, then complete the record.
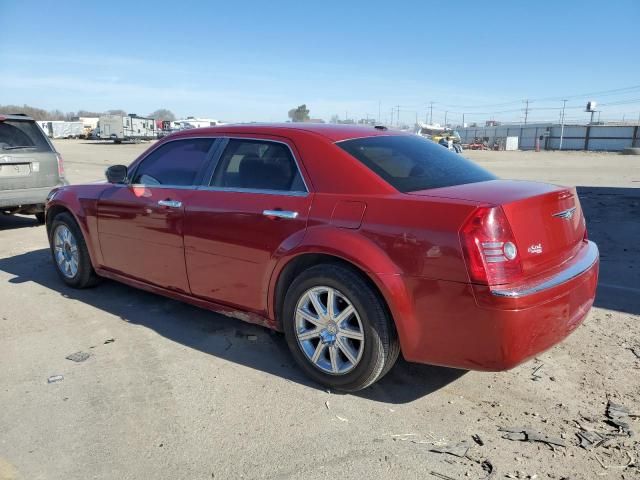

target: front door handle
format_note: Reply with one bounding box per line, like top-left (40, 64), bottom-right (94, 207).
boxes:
top-left (263, 209), bottom-right (298, 220)
top-left (158, 199), bottom-right (182, 208)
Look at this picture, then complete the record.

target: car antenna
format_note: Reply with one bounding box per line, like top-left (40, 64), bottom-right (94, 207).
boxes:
top-left (373, 125), bottom-right (388, 131)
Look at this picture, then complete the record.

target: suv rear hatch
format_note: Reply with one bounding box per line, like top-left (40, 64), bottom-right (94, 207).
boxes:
top-left (410, 179), bottom-right (587, 281)
top-left (0, 116), bottom-right (61, 191)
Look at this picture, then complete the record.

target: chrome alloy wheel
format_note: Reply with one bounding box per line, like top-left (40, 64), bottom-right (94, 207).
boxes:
top-left (294, 286), bottom-right (365, 375)
top-left (53, 225), bottom-right (79, 279)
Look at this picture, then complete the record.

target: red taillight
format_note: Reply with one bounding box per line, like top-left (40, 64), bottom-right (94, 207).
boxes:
top-left (56, 153), bottom-right (65, 178)
top-left (460, 206), bottom-right (523, 285)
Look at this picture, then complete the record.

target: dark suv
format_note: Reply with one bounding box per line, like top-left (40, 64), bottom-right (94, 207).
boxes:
top-left (0, 114), bottom-right (66, 222)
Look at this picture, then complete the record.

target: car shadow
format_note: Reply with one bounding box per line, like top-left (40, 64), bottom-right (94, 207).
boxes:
top-left (0, 214), bottom-right (40, 231)
top-left (0, 248), bottom-right (466, 403)
top-left (577, 186), bottom-right (640, 315)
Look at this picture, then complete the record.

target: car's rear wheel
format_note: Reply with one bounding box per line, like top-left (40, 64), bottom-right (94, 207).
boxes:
top-left (282, 264), bottom-right (399, 392)
top-left (49, 212), bottom-right (99, 288)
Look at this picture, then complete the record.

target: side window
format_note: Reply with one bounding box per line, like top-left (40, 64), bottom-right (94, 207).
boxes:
top-left (132, 138), bottom-right (214, 186)
top-left (210, 139), bottom-right (305, 192)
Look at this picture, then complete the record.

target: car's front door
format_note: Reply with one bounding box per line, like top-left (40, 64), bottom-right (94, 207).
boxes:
top-left (97, 137), bottom-right (217, 293)
top-left (184, 137), bottom-right (312, 315)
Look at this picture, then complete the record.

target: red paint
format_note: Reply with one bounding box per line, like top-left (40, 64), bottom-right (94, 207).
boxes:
top-left (45, 124), bottom-right (598, 372)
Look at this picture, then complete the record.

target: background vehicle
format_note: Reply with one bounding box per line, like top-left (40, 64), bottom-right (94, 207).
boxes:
top-left (45, 124), bottom-right (598, 391)
top-left (0, 114), bottom-right (66, 222)
top-left (39, 121), bottom-right (84, 139)
top-left (99, 114), bottom-right (156, 142)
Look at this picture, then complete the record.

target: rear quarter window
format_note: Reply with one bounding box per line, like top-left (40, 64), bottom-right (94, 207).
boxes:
top-left (0, 120), bottom-right (52, 153)
top-left (338, 135), bottom-right (496, 192)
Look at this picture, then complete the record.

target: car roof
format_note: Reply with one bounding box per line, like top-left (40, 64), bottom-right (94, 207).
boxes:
top-left (168, 123), bottom-right (409, 142)
top-left (0, 114), bottom-right (35, 121)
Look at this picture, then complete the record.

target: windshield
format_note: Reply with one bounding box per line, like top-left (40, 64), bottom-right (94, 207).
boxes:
top-left (338, 135), bottom-right (496, 192)
top-left (0, 120), bottom-right (52, 152)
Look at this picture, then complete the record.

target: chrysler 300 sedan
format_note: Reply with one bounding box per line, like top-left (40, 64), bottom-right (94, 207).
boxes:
top-left (45, 124), bottom-right (599, 391)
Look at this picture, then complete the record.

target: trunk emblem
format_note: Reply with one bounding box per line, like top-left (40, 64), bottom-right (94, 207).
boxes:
top-left (552, 206), bottom-right (576, 220)
top-left (528, 243), bottom-right (543, 254)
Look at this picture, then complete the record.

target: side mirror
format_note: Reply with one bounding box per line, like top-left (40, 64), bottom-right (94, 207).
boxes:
top-left (106, 165), bottom-right (128, 184)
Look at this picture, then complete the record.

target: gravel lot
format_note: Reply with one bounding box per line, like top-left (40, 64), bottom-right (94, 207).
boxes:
top-left (1, 140), bottom-right (639, 480)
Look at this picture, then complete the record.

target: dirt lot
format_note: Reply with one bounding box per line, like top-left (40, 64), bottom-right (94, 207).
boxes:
top-left (1, 141), bottom-right (639, 480)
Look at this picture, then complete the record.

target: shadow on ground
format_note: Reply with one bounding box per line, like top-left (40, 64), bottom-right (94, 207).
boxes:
top-left (0, 247), bottom-right (465, 403)
top-left (577, 186), bottom-right (640, 315)
top-left (0, 214), bottom-right (41, 231)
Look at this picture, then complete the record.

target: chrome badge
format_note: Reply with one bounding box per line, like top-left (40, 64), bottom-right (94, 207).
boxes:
top-left (552, 206), bottom-right (577, 220)
top-left (528, 243), bottom-right (543, 254)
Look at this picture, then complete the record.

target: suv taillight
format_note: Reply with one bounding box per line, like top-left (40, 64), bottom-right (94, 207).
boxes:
top-left (56, 153), bottom-right (65, 178)
top-left (460, 206), bottom-right (523, 285)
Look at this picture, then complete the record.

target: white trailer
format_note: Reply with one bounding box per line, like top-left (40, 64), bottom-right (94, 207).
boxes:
top-left (39, 121), bottom-right (83, 138)
top-left (99, 114), bottom-right (156, 142)
top-left (172, 118), bottom-right (224, 130)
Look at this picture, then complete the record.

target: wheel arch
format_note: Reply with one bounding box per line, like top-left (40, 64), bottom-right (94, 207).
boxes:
top-left (270, 251), bottom-right (411, 343)
top-left (46, 196), bottom-right (102, 268)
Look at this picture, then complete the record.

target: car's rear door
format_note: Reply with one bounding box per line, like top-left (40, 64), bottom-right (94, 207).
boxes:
top-left (184, 136), bottom-right (312, 315)
top-left (97, 137), bottom-right (218, 293)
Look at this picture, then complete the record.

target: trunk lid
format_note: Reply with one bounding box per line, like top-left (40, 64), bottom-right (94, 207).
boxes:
top-left (409, 180), bottom-right (587, 277)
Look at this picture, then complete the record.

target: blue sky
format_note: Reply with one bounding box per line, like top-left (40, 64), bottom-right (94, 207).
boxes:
top-left (1, 0), bottom-right (639, 124)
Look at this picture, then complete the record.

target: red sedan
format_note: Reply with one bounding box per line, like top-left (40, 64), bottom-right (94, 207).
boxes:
top-left (45, 124), bottom-right (599, 391)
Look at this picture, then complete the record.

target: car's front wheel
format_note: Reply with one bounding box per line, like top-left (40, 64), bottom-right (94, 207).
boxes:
top-left (49, 212), bottom-right (99, 288)
top-left (282, 264), bottom-right (399, 392)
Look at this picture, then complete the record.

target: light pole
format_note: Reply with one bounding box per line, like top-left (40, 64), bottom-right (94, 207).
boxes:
top-left (559, 99), bottom-right (567, 151)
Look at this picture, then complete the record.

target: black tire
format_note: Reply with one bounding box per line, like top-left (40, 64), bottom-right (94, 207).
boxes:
top-left (49, 212), bottom-right (100, 288)
top-left (282, 264), bottom-right (400, 392)
top-left (34, 212), bottom-right (45, 224)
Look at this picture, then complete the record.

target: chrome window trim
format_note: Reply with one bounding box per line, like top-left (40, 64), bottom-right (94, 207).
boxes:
top-left (333, 133), bottom-right (396, 144)
top-left (209, 136), bottom-right (310, 194)
top-left (121, 183), bottom-right (197, 190)
top-left (491, 241), bottom-right (599, 298)
top-left (196, 185), bottom-right (309, 197)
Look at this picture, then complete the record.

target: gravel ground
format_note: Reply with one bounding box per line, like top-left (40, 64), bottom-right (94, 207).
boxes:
top-left (1, 140), bottom-right (638, 480)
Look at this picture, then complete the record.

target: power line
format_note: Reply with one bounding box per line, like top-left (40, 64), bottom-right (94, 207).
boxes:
top-left (437, 84), bottom-right (640, 110)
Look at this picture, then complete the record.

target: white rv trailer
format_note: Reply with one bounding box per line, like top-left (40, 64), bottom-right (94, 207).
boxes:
top-left (99, 114), bottom-right (156, 142)
top-left (172, 118), bottom-right (224, 130)
top-left (38, 121), bottom-right (83, 138)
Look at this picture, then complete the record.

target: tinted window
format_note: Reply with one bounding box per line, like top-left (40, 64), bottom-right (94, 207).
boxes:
top-left (0, 120), bottom-right (52, 152)
top-left (338, 135), bottom-right (496, 192)
top-left (132, 138), bottom-right (214, 186)
top-left (211, 139), bottom-right (305, 192)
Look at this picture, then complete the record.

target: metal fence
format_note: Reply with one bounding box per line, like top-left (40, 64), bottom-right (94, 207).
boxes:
top-left (458, 123), bottom-right (640, 151)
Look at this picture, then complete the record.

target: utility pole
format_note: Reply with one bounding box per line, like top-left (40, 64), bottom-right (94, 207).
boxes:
top-left (559, 99), bottom-right (567, 151)
top-left (523, 99), bottom-right (530, 125)
top-left (395, 105), bottom-right (401, 127)
top-left (462, 113), bottom-right (465, 128)
top-left (444, 111), bottom-right (448, 127)
top-left (429, 102), bottom-right (434, 124)
top-left (390, 108), bottom-right (394, 126)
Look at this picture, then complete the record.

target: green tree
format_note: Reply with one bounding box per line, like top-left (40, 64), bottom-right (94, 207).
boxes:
top-left (288, 104), bottom-right (310, 122)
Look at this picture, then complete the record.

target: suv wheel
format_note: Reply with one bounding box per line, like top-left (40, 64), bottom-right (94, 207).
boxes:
top-left (282, 264), bottom-right (399, 392)
top-left (49, 212), bottom-right (99, 288)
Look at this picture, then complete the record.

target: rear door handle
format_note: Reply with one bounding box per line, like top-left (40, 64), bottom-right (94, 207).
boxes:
top-left (158, 199), bottom-right (182, 208)
top-left (263, 209), bottom-right (298, 220)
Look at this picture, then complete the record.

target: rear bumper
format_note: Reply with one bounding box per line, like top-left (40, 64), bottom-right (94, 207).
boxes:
top-left (0, 184), bottom-right (65, 209)
top-left (396, 241), bottom-right (599, 371)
